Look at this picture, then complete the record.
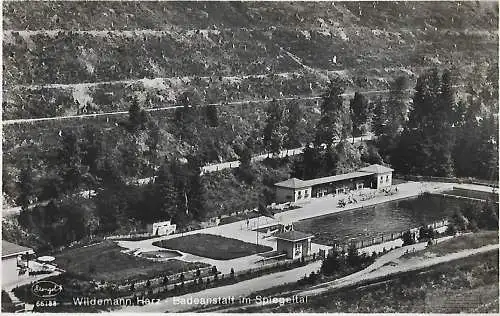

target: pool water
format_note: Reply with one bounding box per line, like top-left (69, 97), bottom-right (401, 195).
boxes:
top-left (294, 193), bottom-right (483, 246)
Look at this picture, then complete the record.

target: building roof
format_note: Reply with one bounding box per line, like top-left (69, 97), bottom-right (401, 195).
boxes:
top-left (274, 178), bottom-right (309, 189)
top-left (274, 164), bottom-right (394, 189)
top-left (275, 230), bottom-right (314, 241)
top-left (302, 171), bottom-right (373, 187)
top-left (358, 164), bottom-right (394, 174)
top-left (2, 241), bottom-right (33, 258)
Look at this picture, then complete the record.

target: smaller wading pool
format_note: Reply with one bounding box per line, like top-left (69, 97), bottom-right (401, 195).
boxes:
top-left (140, 250), bottom-right (182, 260)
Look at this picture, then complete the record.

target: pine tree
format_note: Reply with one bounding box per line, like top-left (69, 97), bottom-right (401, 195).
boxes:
top-left (315, 78), bottom-right (347, 147)
top-left (396, 69), bottom-right (455, 176)
top-left (175, 93), bottom-right (201, 145)
top-left (263, 99), bottom-right (285, 155)
top-left (205, 104), bottom-right (219, 127)
top-left (18, 161), bottom-right (35, 210)
top-left (295, 144), bottom-right (324, 180)
top-left (58, 128), bottom-right (89, 194)
top-left (371, 97), bottom-right (386, 136)
top-left (186, 155), bottom-right (207, 221)
top-left (81, 125), bottom-right (104, 176)
top-left (385, 76), bottom-right (409, 137)
top-left (145, 122), bottom-right (161, 169)
top-left (350, 92), bottom-right (369, 137)
top-left (475, 115), bottom-right (499, 180)
top-left (128, 97), bottom-right (147, 132)
top-left (438, 70), bottom-right (456, 127)
top-left (284, 101), bottom-right (303, 148)
top-left (154, 162), bottom-right (178, 221)
top-left (236, 142), bottom-right (255, 184)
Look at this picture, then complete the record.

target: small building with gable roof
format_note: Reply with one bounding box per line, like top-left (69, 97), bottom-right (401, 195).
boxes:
top-left (275, 230), bottom-right (314, 260)
top-left (274, 164), bottom-right (394, 203)
top-left (2, 241), bottom-right (34, 287)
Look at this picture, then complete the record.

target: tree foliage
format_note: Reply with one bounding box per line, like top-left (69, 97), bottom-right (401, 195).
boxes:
top-left (284, 101), bottom-right (303, 148)
top-left (263, 99), bottom-right (286, 155)
top-left (350, 92), bottom-right (369, 137)
top-left (18, 161), bottom-right (35, 210)
top-left (315, 78), bottom-right (349, 147)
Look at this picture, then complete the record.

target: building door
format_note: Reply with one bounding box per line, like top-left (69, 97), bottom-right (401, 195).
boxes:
top-left (294, 243), bottom-right (302, 259)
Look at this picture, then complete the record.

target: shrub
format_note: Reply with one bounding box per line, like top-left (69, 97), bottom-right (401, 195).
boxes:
top-left (402, 231), bottom-right (416, 246)
top-left (321, 248), bottom-right (342, 276)
top-left (418, 226), bottom-right (435, 241)
top-left (347, 243), bottom-right (361, 267)
top-left (445, 224), bottom-right (457, 236)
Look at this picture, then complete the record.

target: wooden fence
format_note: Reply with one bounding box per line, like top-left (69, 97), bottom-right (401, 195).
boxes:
top-left (90, 253), bottom-right (320, 301)
top-left (330, 219), bottom-right (449, 253)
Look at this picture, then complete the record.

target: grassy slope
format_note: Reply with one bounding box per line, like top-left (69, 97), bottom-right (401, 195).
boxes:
top-left (2, 2), bottom-right (497, 183)
top-left (153, 233), bottom-right (273, 260)
top-left (402, 230), bottom-right (499, 259)
top-left (239, 250), bottom-right (499, 313)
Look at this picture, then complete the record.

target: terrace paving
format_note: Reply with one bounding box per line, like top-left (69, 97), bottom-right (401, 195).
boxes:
top-left (453, 183), bottom-right (498, 194)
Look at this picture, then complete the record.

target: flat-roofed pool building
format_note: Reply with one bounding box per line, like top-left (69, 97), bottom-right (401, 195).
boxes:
top-left (2, 241), bottom-right (34, 288)
top-left (274, 164), bottom-right (394, 203)
top-left (275, 231), bottom-right (314, 260)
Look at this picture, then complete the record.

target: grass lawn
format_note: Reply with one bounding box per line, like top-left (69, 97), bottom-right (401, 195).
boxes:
top-left (153, 234), bottom-right (273, 260)
top-left (402, 230), bottom-right (498, 259)
top-left (54, 240), bottom-right (209, 282)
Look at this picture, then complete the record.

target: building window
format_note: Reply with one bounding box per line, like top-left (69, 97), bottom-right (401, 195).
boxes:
top-left (386, 175), bottom-right (389, 182)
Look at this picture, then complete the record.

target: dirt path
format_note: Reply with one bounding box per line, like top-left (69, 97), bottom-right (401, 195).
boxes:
top-left (119, 260), bottom-right (322, 313)
top-left (302, 243), bottom-right (499, 297)
top-left (3, 84), bottom-right (462, 125)
top-left (2, 95), bottom-right (321, 125)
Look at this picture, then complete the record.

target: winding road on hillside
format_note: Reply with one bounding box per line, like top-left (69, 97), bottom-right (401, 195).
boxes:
top-left (3, 83), bottom-right (464, 125)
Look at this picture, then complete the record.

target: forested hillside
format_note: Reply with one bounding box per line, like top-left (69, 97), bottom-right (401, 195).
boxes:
top-left (2, 1), bottom-right (498, 250)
